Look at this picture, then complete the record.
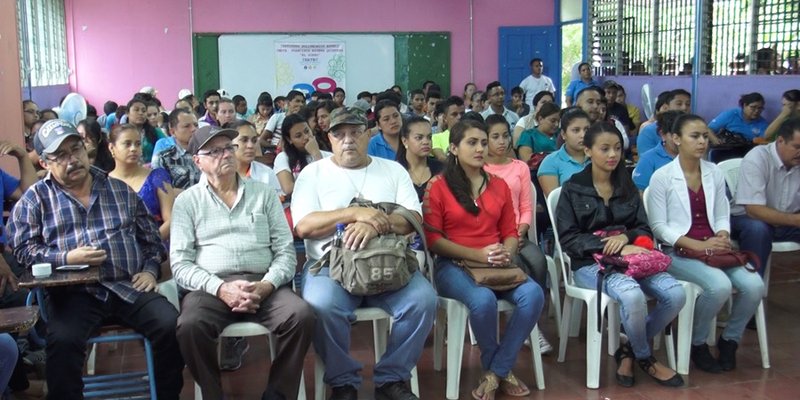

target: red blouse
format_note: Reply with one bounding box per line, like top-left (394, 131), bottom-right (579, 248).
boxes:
top-left (423, 174), bottom-right (519, 249)
top-left (685, 185), bottom-right (715, 241)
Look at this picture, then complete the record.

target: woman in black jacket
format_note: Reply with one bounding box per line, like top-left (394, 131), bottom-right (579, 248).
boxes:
top-left (556, 122), bottom-right (685, 388)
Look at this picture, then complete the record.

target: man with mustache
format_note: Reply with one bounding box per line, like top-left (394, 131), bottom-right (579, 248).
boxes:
top-left (292, 108), bottom-right (436, 400)
top-left (7, 119), bottom-right (184, 399)
top-left (731, 117), bottom-right (800, 282)
top-left (170, 125), bottom-right (314, 399)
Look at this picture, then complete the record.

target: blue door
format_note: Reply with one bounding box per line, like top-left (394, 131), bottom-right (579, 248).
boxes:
top-left (499, 26), bottom-right (560, 104)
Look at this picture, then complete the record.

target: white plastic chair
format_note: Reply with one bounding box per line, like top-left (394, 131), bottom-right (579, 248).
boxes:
top-left (718, 157), bottom-right (800, 297)
top-left (157, 280), bottom-right (307, 400)
top-left (313, 307), bottom-right (419, 400)
top-left (546, 188), bottom-right (675, 388)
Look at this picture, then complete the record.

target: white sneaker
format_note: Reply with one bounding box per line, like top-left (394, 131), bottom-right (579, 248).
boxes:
top-left (538, 333), bottom-right (553, 355)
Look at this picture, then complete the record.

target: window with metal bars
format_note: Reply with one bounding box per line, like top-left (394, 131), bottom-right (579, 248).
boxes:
top-left (17, 0), bottom-right (69, 87)
top-left (588, 0), bottom-right (800, 76)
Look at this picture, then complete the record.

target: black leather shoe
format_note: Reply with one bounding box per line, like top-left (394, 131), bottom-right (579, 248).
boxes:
top-left (329, 385), bottom-right (358, 400)
top-left (613, 343), bottom-right (635, 387)
top-left (637, 356), bottom-right (684, 387)
top-left (691, 344), bottom-right (722, 373)
top-left (717, 336), bottom-right (738, 371)
top-left (375, 381), bottom-right (418, 400)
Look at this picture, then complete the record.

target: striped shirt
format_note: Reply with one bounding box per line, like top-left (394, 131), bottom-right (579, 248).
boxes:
top-left (170, 174), bottom-right (295, 296)
top-left (8, 167), bottom-right (165, 303)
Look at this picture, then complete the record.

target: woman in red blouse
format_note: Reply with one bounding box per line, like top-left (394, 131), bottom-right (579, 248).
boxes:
top-left (424, 119), bottom-right (544, 400)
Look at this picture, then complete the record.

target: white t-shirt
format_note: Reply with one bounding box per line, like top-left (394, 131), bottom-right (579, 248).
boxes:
top-left (291, 156), bottom-right (421, 260)
top-left (273, 151), bottom-right (333, 178)
top-left (519, 74), bottom-right (556, 108)
top-left (265, 113), bottom-right (287, 146)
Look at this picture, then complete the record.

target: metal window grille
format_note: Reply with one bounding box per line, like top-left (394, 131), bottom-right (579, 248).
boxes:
top-left (589, 0), bottom-right (800, 76)
top-left (17, 0), bottom-right (69, 87)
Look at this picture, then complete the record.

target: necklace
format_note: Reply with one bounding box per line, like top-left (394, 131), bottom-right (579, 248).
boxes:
top-left (340, 160), bottom-right (371, 199)
top-left (472, 174), bottom-right (488, 206)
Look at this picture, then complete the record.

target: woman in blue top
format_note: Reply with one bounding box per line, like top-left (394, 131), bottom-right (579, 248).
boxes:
top-left (537, 108), bottom-right (591, 198)
top-left (517, 102), bottom-right (561, 162)
top-left (108, 124), bottom-right (176, 241)
top-left (708, 92), bottom-right (768, 142)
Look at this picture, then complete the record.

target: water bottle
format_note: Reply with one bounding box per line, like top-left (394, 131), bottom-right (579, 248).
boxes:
top-left (332, 223), bottom-right (346, 248)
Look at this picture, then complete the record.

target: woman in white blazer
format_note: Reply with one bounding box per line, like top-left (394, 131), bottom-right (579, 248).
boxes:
top-left (646, 114), bottom-right (764, 374)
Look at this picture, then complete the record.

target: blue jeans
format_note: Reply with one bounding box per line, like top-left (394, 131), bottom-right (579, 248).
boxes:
top-left (434, 258), bottom-right (543, 378)
top-left (301, 260), bottom-right (437, 388)
top-left (573, 264), bottom-right (685, 359)
top-left (667, 251), bottom-right (764, 345)
top-left (0, 334), bottom-right (19, 394)
top-left (731, 214), bottom-right (800, 277)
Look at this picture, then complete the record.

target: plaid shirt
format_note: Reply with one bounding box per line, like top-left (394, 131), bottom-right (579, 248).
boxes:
top-left (156, 145), bottom-right (201, 190)
top-left (7, 167), bottom-right (165, 303)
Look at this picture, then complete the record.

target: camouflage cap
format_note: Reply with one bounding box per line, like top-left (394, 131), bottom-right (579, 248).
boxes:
top-left (328, 107), bottom-right (368, 131)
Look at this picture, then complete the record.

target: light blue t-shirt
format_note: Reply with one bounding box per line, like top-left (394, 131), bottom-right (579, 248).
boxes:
top-left (636, 123), bottom-right (661, 156)
top-left (565, 79), bottom-right (600, 101)
top-left (708, 108), bottom-right (769, 141)
top-left (632, 143), bottom-right (675, 190)
top-left (367, 132), bottom-right (398, 161)
top-left (537, 146), bottom-right (591, 184)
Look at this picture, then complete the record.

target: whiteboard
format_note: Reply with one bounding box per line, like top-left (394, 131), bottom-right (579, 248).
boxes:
top-left (218, 34), bottom-right (395, 107)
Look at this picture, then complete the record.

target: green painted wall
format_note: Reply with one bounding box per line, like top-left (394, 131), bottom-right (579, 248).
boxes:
top-left (394, 33), bottom-right (451, 96)
top-left (193, 34), bottom-right (220, 96)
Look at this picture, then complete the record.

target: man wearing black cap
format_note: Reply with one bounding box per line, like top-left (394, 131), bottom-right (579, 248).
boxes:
top-left (171, 125), bottom-right (314, 400)
top-left (7, 119), bottom-right (184, 399)
top-left (292, 108), bottom-right (436, 400)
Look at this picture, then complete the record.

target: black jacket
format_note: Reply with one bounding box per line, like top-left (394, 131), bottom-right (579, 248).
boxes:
top-left (556, 165), bottom-right (652, 270)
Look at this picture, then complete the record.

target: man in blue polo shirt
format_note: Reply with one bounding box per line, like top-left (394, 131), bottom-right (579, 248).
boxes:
top-left (632, 110), bottom-right (683, 191)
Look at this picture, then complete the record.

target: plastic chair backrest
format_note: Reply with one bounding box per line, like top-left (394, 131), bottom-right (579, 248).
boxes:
top-left (528, 182), bottom-right (538, 244)
top-left (157, 279), bottom-right (180, 311)
top-left (545, 187), bottom-right (571, 285)
top-left (717, 158), bottom-right (742, 196)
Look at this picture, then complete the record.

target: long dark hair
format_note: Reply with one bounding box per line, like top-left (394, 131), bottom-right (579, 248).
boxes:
top-left (126, 98), bottom-right (158, 146)
top-left (443, 119), bottom-right (488, 215)
top-left (281, 113), bottom-right (311, 172)
top-left (583, 121), bottom-right (636, 200)
top-left (78, 118), bottom-right (115, 172)
top-left (396, 116), bottom-right (431, 169)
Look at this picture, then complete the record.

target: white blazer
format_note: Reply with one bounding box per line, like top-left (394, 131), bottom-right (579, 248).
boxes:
top-left (646, 156), bottom-right (731, 246)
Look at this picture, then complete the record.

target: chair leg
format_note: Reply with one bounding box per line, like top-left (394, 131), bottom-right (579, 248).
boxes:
top-left (142, 337), bottom-right (158, 399)
top-left (607, 303), bottom-right (619, 356)
top-left (87, 343), bottom-right (97, 375)
top-left (445, 302), bottom-right (468, 400)
top-left (755, 300), bottom-right (770, 368)
top-left (557, 296), bottom-right (573, 362)
top-left (585, 298), bottom-right (604, 389)
top-left (373, 319), bottom-right (390, 362)
top-left (314, 356), bottom-right (325, 400)
top-left (568, 301), bottom-right (583, 337)
top-left (433, 307), bottom-right (446, 371)
top-left (194, 382), bottom-right (203, 400)
top-left (410, 366), bottom-right (420, 397)
top-left (677, 293), bottom-right (697, 375)
top-left (763, 253), bottom-right (773, 298)
top-left (298, 372), bottom-right (307, 400)
top-left (530, 325), bottom-right (545, 390)
top-left (547, 258), bottom-right (562, 338)
top-left (468, 321), bottom-right (477, 346)
top-left (664, 325), bottom-right (676, 371)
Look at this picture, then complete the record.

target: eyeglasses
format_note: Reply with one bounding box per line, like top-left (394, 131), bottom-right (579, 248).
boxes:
top-left (329, 128), bottom-right (367, 140)
top-left (45, 141), bottom-right (86, 164)
top-left (197, 145), bottom-right (235, 158)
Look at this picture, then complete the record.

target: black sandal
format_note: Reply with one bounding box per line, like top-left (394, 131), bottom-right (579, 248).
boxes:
top-left (637, 356), bottom-right (684, 387)
top-left (613, 342), bottom-right (635, 387)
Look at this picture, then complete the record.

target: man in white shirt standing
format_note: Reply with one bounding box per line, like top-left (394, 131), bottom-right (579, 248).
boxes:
top-left (518, 58), bottom-right (556, 110)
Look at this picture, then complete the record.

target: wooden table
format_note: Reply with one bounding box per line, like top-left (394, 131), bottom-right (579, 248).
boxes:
top-left (19, 265), bottom-right (101, 288)
top-left (0, 306), bottom-right (39, 333)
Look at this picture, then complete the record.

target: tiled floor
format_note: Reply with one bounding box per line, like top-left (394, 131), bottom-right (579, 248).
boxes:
top-left (95, 251), bottom-right (800, 399)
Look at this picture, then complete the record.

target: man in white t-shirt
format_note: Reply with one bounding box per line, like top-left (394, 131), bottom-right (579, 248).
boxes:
top-left (518, 58), bottom-right (556, 109)
top-left (292, 108), bottom-right (435, 400)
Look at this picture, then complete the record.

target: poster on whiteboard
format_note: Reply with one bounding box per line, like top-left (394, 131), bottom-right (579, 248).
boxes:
top-left (274, 41), bottom-right (346, 98)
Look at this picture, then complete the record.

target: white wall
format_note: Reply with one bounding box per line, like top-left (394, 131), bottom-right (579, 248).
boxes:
top-left (218, 33), bottom-right (395, 105)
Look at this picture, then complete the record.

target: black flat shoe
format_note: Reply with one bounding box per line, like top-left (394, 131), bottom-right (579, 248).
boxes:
top-left (691, 343), bottom-right (722, 373)
top-left (717, 336), bottom-right (739, 371)
top-left (637, 356), bottom-right (684, 387)
top-left (613, 342), bottom-right (635, 387)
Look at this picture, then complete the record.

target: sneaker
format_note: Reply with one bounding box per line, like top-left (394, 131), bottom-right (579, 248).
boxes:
top-left (538, 332), bottom-right (553, 355)
top-left (21, 349), bottom-right (46, 367)
top-left (219, 337), bottom-right (250, 371)
top-left (690, 344), bottom-right (722, 373)
top-left (717, 336), bottom-right (738, 371)
top-left (329, 385), bottom-right (357, 400)
top-left (375, 381), bottom-right (418, 400)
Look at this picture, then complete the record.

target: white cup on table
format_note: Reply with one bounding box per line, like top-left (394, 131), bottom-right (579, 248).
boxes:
top-left (31, 263), bottom-right (52, 278)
